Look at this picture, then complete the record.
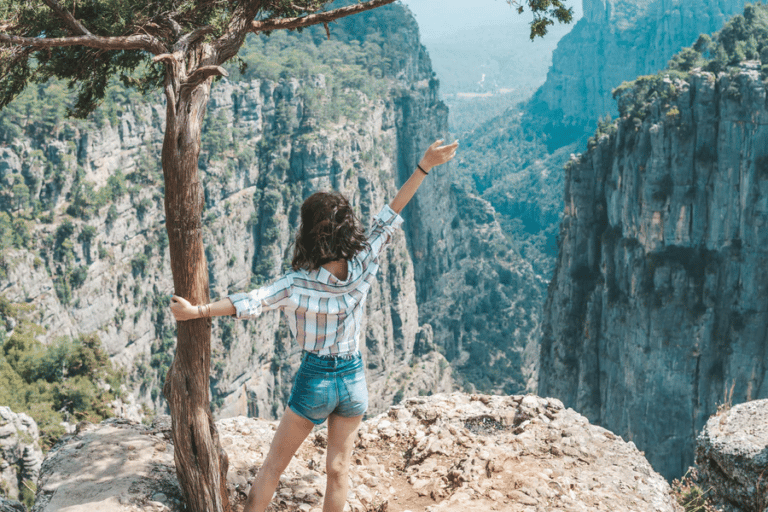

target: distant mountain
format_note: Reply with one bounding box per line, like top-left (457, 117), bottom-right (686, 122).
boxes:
top-left (421, 21), bottom-right (576, 133)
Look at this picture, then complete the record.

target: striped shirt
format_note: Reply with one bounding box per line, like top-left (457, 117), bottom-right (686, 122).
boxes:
top-left (228, 204), bottom-right (404, 356)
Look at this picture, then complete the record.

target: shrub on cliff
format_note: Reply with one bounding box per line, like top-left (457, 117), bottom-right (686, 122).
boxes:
top-left (612, 3), bottom-right (768, 120)
top-left (0, 296), bottom-right (123, 449)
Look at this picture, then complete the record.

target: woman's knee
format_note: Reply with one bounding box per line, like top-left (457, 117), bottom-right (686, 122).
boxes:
top-left (326, 456), bottom-right (350, 482)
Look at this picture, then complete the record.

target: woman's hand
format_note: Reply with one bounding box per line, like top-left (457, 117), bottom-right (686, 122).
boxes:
top-left (170, 295), bottom-right (198, 321)
top-left (419, 139), bottom-right (459, 173)
top-left (389, 139), bottom-right (460, 214)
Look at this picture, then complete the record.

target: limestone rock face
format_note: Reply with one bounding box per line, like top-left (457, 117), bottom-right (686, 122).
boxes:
top-left (535, 0), bottom-right (752, 126)
top-left (0, 497), bottom-right (25, 512)
top-left (539, 65), bottom-right (768, 479)
top-left (695, 399), bottom-right (768, 512)
top-left (30, 393), bottom-right (681, 512)
top-left (0, 407), bottom-right (43, 503)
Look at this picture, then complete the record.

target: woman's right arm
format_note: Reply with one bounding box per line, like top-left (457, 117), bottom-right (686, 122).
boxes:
top-left (170, 275), bottom-right (293, 322)
top-left (170, 296), bottom-right (235, 321)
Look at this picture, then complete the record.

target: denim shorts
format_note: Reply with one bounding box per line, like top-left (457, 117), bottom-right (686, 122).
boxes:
top-left (287, 351), bottom-right (368, 425)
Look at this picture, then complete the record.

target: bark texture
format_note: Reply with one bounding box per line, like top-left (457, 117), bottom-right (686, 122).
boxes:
top-left (161, 42), bottom-right (231, 512)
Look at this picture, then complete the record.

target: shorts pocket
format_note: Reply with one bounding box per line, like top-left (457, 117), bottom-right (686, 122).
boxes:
top-left (290, 373), bottom-right (335, 422)
top-left (336, 369), bottom-right (368, 417)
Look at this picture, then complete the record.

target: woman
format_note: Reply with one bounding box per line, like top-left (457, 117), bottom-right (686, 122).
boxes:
top-left (170, 139), bottom-right (458, 512)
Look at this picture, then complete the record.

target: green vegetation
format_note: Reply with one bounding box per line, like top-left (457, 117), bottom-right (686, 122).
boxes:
top-left (0, 296), bottom-right (122, 450)
top-left (671, 469), bottom-right (718, 512)
top-left (613, 3), bottom-right (768, 120)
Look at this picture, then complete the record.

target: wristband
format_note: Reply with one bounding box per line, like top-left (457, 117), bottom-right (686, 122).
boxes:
top-left (417, 164), bottom-right (429, 176)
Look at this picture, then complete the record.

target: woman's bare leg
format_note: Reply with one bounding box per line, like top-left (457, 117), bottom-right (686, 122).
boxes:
top-left (323, 413), bottom-right (363, 512)
top-left (243, 408), bottom-right (314, 512)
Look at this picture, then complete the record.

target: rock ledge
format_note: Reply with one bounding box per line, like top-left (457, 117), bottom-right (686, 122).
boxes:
top-left (32, 393), bottom-right (681, 512)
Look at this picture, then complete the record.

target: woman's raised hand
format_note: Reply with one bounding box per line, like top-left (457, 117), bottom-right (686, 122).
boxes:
top-left (419, 139), bottom-right (459, 173)
top-left (170, 295), bottom-right (197, 321)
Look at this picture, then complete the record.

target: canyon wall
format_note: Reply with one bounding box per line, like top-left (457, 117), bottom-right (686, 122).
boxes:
top-left (539, 63), bottom-right (768, 479)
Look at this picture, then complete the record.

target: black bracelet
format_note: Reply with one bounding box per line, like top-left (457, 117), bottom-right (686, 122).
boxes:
top-left (417, 164), bottom-right (429, 175)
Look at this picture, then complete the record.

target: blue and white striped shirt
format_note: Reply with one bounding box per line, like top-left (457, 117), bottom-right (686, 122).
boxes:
top-left (228, 204), bottom-right (403, 356)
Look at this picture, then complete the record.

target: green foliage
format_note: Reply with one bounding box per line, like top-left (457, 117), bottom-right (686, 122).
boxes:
top-left (77, 225), bottom-right (97, 244)
top-left (516, 0), bottom-right (574, 40)
top-left (587, 114), bottom-right (618, 147)
top-left (130, 253), bottom-right (149, 278)
top-left (202, 110), bottom-right (231, 159)
top-left (105, 204), bottom-right (119, 225)
top-left (613, 4), bottom-right (768, 120)
top-left (0, 213), bottom-right (31, 251)
top-left (19, 479), bottom-right (36, 509)
top-left (0, 295), bottom-right (121, 449)
top-left (135, 197), bottom-right (153, 221)
top-left (0, 0), bottom-right (240, 117)
top-left (53, 220), bottom-right (76, 262)
top-left (671, 469), bottom-right (718, 512)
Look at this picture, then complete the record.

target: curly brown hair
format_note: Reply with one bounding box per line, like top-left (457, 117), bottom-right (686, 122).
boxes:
top-left (291, 192), bottom-right (368, 271)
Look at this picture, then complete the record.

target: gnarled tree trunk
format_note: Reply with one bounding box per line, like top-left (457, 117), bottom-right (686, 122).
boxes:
top-left (161, 43), bottom-right (231, 512)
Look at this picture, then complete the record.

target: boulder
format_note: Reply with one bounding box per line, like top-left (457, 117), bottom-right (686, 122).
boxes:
top-left (695, 399), bottom-right (768, 512)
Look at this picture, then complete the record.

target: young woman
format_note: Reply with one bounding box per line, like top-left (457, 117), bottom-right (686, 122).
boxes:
top-left (170, 139), bottom-right (458, 512)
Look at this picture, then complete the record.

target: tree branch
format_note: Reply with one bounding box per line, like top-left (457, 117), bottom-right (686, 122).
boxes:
top-left (250, 0), bottom-right (396, 33)
top-left (167, 16), bottom-right (183, 38)
top-left (0, 33), bottom-right (166, 54)
top-left (41, 0), bottom-right (93, 36)
top-left (184, 65), bottom-right (228, 88)
top-left (153, 53), bottom-right (179, 65)
top-left (174, 25), bottom-right (215, 54)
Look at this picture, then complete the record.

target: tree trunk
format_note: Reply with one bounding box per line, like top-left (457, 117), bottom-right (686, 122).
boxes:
top-left (161, 51), bottom-right (231, 512)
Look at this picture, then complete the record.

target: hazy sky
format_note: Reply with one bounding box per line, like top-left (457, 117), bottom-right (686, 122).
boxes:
top-left (400, 0), bottom-right (583, 40)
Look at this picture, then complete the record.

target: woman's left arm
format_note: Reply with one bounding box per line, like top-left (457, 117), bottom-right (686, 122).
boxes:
top-left (389, 139), bottom-right (458, 214)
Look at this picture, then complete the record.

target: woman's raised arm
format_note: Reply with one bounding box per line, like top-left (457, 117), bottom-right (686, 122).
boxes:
top-left (389, 139), bottom-right (458, 214)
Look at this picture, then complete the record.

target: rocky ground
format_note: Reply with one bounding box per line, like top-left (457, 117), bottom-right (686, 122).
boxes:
top-left (26, 393), bottom-right (681, 512)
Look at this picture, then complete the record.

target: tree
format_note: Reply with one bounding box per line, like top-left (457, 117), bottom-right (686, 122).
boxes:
top-left (0, 1), bottom-right (572, 511)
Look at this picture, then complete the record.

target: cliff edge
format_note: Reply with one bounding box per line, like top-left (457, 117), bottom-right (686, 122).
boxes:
top-left (29, 393), bottom-right (681, 512)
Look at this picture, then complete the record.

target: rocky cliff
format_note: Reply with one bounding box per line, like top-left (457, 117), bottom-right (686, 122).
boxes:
top-left (29, 393), bottom-right (683, 512)
top-left (539, 55), bottom-right (768, 479)
top-left (0, 407), bottom-right (42, 506)
top-left (0, 4), bottom-right (455, 421)
top-left (534, 0), bottom-right (752, 129)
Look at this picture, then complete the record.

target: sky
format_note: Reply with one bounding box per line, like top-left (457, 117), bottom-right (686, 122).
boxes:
top-left (400, 0), bottom-right (584, 40)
